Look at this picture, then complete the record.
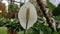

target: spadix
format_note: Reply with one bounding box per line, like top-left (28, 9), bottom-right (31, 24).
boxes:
top-left (18, 2), bottom-right (37, 29)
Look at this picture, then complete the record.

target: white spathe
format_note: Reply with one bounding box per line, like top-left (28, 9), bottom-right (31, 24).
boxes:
top-left (18, 2), bottom-right (37, 29)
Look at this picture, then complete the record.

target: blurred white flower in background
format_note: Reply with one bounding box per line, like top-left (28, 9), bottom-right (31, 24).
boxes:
top-left (42, 0), bottom-right (60, 7)
top-left (2, 0), bottom-right (8, 6)
top-left (2, 0), bottom-right (60, 7)
top-left (43, 0), bottom-right (46, 2)
top-left (15, 0), bottom-right (28, 3)
top-left (49, 0), bottom-right (60, 7)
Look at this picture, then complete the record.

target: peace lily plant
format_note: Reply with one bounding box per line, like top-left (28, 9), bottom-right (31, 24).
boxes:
top-left (18, 2), bottom-right (37, 34)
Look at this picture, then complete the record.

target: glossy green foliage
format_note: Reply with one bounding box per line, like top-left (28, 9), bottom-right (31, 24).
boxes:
top-left (0, 27), bottom-right (7, 34)
top-left (8, 4), bottom-right (19, 13)
top-left (53, 4), bottom-right (60, 16)
top-left (47, 0), bottom-right (60, 19)
top-left (47, 0), bottom-right (56, 11)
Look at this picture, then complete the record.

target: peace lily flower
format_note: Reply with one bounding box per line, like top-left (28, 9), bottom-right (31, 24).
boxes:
top-left (18, 2), bottom-right (37, 29)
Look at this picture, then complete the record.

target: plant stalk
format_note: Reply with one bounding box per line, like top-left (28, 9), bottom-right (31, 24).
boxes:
top-left (24, 20), bottom-right (28, 34)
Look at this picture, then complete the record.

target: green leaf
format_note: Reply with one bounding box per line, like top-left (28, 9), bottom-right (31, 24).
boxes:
top-left (46, 0), bottom-right (56, 11)
top-left (57, 28), bottom-right (60, 34)
top-left (53, 4), bottom-right (60, 16)
top-left (0, 27), bottom-right (7, 34)
top-left (52, 31), bottom-right (58, 34)
top-left (18, 31), bottom-right (24, 34)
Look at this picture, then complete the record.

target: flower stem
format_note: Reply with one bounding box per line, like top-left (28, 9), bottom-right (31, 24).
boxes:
top-left (24, 20), bottom-right (28, 34)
